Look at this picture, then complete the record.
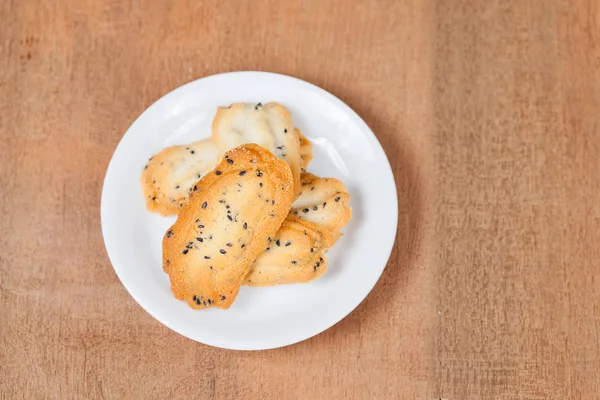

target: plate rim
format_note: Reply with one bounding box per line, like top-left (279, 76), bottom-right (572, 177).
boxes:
top-left (101, 71), bottom-right (398, 350)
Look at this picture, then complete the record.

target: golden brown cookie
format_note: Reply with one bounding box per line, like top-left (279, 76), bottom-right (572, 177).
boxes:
top-left (291, 173), bottom-right (352, 242)
top-left (297, 129), bottom-right (313, 172)
top-left (212, 103), bottom-right (302, 196)
top-left (243, 216), bottom-right (334, 286)
top-left (141, 139), bottom-right (220, 216)
top-left (162, 144), bottom-right (294, 309)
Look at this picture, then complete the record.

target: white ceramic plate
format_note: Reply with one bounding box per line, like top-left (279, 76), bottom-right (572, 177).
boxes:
top-left (101, 71), bottom-right (397, 350)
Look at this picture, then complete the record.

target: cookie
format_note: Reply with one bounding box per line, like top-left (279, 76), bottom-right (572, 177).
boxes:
top-left (291, 173), bottom-right (352, 242)
top-left (141, 139), bottom-right (220, 216)
top-left (212, 103), bottom-right (302, 196)
top-left (297, 129), bottom-right (313, 172)
top-left (162, 144), bottom-right (294, 309)
top-left (244, 216), bottom-right (334, 286)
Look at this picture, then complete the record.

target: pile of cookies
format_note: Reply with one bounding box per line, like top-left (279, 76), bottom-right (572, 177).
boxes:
top-left (141, 103), bottom-right (351, 309)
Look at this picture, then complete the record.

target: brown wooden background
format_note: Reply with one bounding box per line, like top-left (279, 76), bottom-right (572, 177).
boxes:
top-left (1, 0), bottom-right (599, 399)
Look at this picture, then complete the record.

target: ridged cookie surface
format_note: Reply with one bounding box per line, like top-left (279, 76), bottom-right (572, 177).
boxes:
top-left (244, 216), bottom-right (334, 286)
top-left (212, 103), bottom-right (302, 196)
top-left (162, 144), bottom-right (294, 309)
top-left (297, 129), bottom-right (313, 172)
top-left (141, 139), bottom-right (220, 216)
top-left (291, 173), bottom-right (352, 242)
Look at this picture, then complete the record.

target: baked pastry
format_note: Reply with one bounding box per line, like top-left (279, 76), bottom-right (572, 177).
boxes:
top-left (162, 144), bottom-right (294, 309)
top-left (141, 139), bottom-right (220, 216)
top-left (297, 129), bottom-right (313, 172)
top-left (291, 173), bottom-right (352, 242)
top-left (212, 103), bottom-right (302, 196)
top-left (244, 216), bottom-right (334, 286)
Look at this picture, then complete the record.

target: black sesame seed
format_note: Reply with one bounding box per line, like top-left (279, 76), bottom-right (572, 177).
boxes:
top-left (281, 153), bottom-right (286, 157)
top-left (196, 237), bottom-right (203, 242)
top-left (196, 299), bottom-right (201, 305)
top-left (144, 165), bottom-right (148, 169)
top-left (215, 170), bottom-right (222, 175)
top-left (182, 249), bottom-right (189, 255)
top-left (255, 102), bottom-right (262, 110)
top-left (149, 156), bottom-right (154, 161)
top-left (303, 208), bottom-right (309, 213)
top-left (284, 129), bottom-right (287, 133)
top-left (294, 211), bottom-right (299, 215)
top-left (210, 266), bottom-right (213, 269)
top-left (276, 146), bottom-right (284, 150)
top-left (202, 201), bottom-right (208, 209)
top-left (198, 224), bottom-right (204, 228)
top-left (271, 200), bottom-right (275, 205)
top-left (239, 171), bottom-right (246, 176)
top-left (226, 243), bottom-right (232, 247)
top-left (313, 206), bottom-right (318, 211)
top-left (310, 247), bottom-right (315, 252)
top-left (285, 241), bottom-right (291, 247)
top-left (190, 150), bottom-right (195, 154)
top-left (175, 185), bottom-right (180, 189)
top-left (227, 215), bottom-right (233, 221)
top-left (196, 219), bottom-right (200, 223)
top-left (276, 240), bottom-right (281, 246)
top-left (219, 199), bottom-right (225, 203)
top-left (241, 244), bottom-right (246, 248)
top-left (270, 214), bottom-right (275, 217)
top-left (221, 295), bottom-right (226, 300)
top-left (243, 222), bottom-right (247, 229)
top-left (193, 185), bottom-right (198, 191)
top-left (257, 170), bottom-right (263, 177)
top-left (316, 262), bottom-right (320, 267)
top-left (335, 197), bottom-right (341, 202)
top-left (259, 182), bottom-right (263, 188)
top-left (311, 186), bottom-right (315, 191)
top-left (207, 299), bottom-right (212, 305)
top-left (204, 256), bottom-right (211, 259)
top-left (250, 159), bottom-right (257, 163)
top-left (151, 196), bottom-right (156, 201)
top-left (227, 158), bottom-right (234, 164)
top-left (323, 202), bottom-right (327, 208)
top-left (193, 295), bottom-right (197, 301)
top-left (291, 261), bottom-right (297, 265)
top-left (197, 174), bottom-right (201, 179)
top-left (226, 205), bottom-right (230, 209)
top-left (166, 230), bottom-right (173, 238)
top-left (220, 249), bottom-right (226, 254)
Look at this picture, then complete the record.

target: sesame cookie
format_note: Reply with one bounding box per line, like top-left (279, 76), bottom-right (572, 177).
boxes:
top-left (291, 173), bottom-right (352, 242)
top-left (297, 129), bottom-right (313, 172)
top-left (162, 144), bottom-right (294, 309)
top-left (212, 103), bottom-right (302, 196)
top-left (243, 216), bottom-right (334, 286)
top-left (141, 139), bottom-right (220, 216)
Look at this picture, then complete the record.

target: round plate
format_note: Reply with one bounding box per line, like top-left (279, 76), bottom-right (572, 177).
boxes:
top-left (101, 71), bottom-right (397, 350)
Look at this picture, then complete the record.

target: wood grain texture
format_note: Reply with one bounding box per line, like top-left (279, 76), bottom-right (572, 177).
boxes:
top-left (0, 0), bottom-right (598, 399)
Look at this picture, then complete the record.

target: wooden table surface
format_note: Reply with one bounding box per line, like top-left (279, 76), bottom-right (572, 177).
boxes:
top-left (1, 1), bottom-right (599, 399)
